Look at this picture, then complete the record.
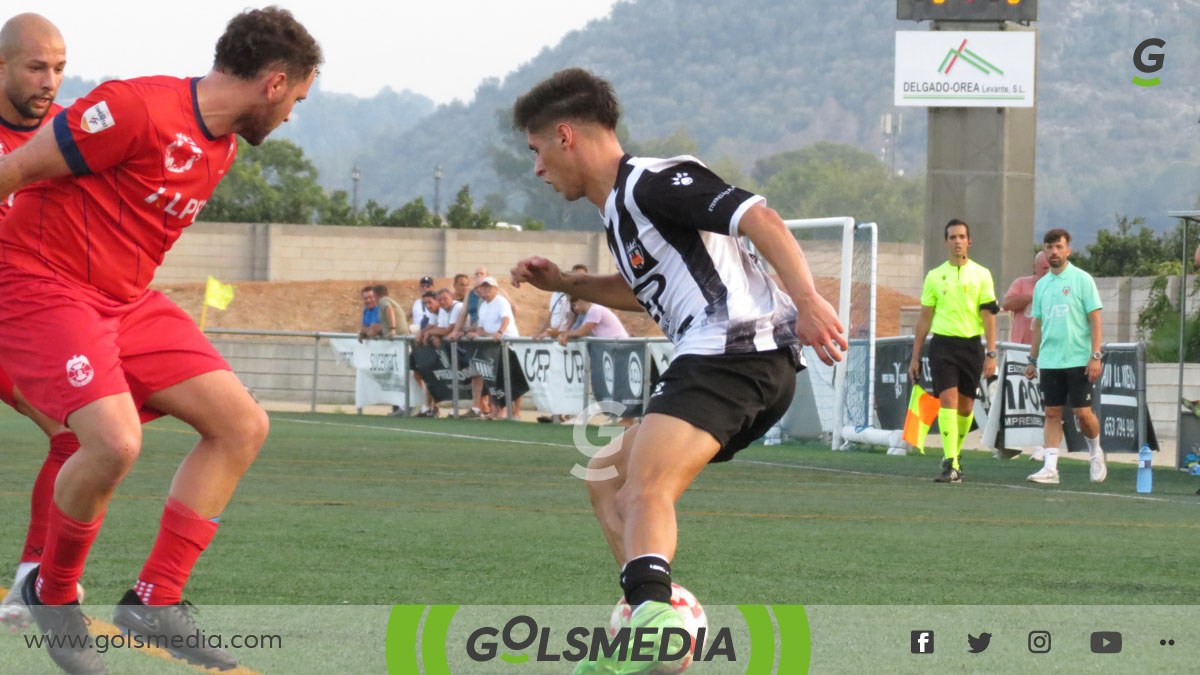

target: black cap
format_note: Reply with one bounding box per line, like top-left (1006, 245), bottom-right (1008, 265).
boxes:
top-left (419, 276), bottom-right (434, 286)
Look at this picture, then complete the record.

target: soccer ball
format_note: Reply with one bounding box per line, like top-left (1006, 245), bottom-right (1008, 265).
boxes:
top-left (608, 583), bottom-right (707, 673)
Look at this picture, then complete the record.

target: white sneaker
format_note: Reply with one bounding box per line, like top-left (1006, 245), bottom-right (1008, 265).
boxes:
top-left (1030, 448), bottom-right (1045, 462)
top-left (1027, 467), bottom-right (1060, 484)
top-left (0, 577), bottom-right (85, 632)
top-left (1090, 451), bottom-right (1108, 483)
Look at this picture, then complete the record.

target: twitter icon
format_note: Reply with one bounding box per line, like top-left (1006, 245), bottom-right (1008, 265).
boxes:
top-left (968, 633), bottom-right (992, 654)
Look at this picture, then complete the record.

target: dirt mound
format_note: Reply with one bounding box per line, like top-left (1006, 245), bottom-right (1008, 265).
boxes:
top-left (155, 276), bottom-right (916, 338)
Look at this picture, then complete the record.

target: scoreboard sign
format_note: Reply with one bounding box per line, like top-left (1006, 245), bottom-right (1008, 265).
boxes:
top-left (898, 0), bottom-right (1037, 22)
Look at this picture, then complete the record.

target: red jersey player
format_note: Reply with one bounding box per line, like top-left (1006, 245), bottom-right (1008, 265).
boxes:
top-left (0, 12), bottom-right (89, 632)
top-left (0, 8), bottom-right (321, 674)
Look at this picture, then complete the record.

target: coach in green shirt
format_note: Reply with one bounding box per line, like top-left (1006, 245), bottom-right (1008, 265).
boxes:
top-left (1025, 228), bottom-right (1106, 485)
top-left (909, 219), bottom-right (999, 483)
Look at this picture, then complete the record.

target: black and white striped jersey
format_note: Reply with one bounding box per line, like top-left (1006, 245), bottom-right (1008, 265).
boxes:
top-left (601, 154), bottom-right (802, 359)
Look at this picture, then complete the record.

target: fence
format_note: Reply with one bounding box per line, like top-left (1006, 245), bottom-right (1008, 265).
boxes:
top-left (205, 329), bottom-right (672, 419)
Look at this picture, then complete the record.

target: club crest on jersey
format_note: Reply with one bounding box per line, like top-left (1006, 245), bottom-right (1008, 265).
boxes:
top-left (165, 133), bottom-right (204, 173)
top-left (80, 101), bottom-right (115, 134)
top-left (671, 172), bottom-right (693, 187)
top-left (625, 240), bottom-right (647, 271)
top-left (66, 355), bottom-right (94, 388)
top-left (1062, 287), bottom-right (1070, 296)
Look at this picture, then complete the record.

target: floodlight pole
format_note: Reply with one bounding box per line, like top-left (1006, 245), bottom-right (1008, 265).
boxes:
top-left (1167, 211), bottom-right (1197, 467)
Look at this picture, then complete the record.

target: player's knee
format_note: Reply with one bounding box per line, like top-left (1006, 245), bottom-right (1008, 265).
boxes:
top-left (91, 427), bottom-right (143, 473)
top-left (1044, 407), bottom-right (1063, 421)
top-left (233, 404), bottom-right (270, 453)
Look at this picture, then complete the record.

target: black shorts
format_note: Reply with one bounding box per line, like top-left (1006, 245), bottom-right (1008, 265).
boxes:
top-left (928, 334), bottom-right (984, 397)
top-left (1039, 366), bottom-right (1094, 409)
top-left (644, 347), bottom-right (800, 463)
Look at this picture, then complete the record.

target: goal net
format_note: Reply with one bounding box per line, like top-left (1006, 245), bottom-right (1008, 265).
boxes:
top-left (753, 217), bottom-right (878, 449)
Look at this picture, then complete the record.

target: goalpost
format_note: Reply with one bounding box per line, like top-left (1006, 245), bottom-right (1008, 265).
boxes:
top-left (753, 217), bottom-right (880, 450)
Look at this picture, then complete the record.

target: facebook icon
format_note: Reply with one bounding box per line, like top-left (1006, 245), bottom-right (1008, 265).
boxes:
top-left (911, 630), bottom-right (935, 654)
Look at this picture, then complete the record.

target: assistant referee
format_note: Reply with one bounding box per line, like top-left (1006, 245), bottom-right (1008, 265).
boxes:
top-left (908, 219), bottom-right (999, 482)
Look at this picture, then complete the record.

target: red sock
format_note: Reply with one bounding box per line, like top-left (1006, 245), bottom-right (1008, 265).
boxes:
top-left (22, 433), bottom-right (80, 564)
top-left (37, 502), bottom-right (104, 605)
top-left (136, 498), bottom-right (218, 606)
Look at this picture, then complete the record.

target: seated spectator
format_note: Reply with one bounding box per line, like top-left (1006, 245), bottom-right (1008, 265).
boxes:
top-left (358, 285), bottom-right (381, 343)
top-left (534, 263), bottom-right (589, 341)
top-left (558, 297), bottom-right (629, 345)
top-left (467, 277), bottom-right (521, 419)
top-left (373, 284), bottom-right (408, 339)
top-left (410, 275), bottom-right (436, 332)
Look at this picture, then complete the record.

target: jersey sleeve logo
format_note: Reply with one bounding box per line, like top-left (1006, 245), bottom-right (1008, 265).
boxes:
top-left (165, 133), bottom-right (204, 173)
top-left (66, 355), bottom-right (94, 387)
top-left (671, 172), bottom-right (693, 186)
top-left (80, 101), bottom-right (115, 134)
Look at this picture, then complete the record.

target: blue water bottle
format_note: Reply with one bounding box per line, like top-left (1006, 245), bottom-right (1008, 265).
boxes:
top-left (1137, 445), bottom-right (1153, 493)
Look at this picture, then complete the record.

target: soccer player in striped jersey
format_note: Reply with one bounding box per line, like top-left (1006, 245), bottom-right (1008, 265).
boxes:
top-left (511, 68), bottom-right (845, 674)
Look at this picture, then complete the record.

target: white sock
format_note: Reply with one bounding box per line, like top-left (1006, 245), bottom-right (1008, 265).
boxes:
top-left (13, 562), bottom-right (37, 589)
top-left (1085, 435), bottom-right (1101, 456)
top-left (1044, 448), bottom-right (1059, 472)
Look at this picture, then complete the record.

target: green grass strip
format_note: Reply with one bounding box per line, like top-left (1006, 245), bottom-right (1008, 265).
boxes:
top-left (385, 605), bottom-right (427, 674)
top-left (772, 605), bottom-right (811, 674)
top-left (420, 605), bottom-right (460, 675)
top-left (738, 604), bottom-right (776, 674)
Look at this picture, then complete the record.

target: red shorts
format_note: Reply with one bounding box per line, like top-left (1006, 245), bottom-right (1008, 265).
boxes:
top-left (0, 267), bottom-right (229, 425)
top-left (0, 363), bottom-right (15, 410)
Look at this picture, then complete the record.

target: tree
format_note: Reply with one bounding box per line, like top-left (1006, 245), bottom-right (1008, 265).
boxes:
top-left (445, 185), bottom-right (495, 229)
top-left (752, 142), bottom-right (924, 242)
top-left (203, 139), bottom-right (329, 224)
top-left (382, 197), bottom-right (440, 228)
top-left (1070, 215), bottom-right (1170, 277)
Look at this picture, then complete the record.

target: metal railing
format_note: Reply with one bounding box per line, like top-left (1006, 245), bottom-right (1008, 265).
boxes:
top-left (203, 328), bottom-right (670, 419)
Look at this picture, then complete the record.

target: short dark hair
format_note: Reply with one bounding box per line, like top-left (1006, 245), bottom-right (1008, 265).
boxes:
top-left (453, 273), bottom-right (470, 284)
top-left (360, 285), bottom-right (374, 295)
top-left (571, 263), bottom-right (589, 272)
top-left (436, 288), bottom-right (453, 297)
top-left (372, 284), bottom-right (389, 297)
top-left (421, 291), bottom-right (437, 299)
top-left (512, 68), bottom-right (620, 133)
top-left (214, 6), bottom-right (323, 81)
top-left (944, 219), bottom-right (969, 240)
top-left (1044, 228), bottom-right (1071, 245)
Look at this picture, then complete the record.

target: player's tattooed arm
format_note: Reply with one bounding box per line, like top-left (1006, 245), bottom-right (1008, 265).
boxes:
top-left (738, 204), bottom-right (846, 365)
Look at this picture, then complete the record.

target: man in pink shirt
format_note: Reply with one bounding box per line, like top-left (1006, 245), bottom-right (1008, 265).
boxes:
top-left (1003, 252), bottom-right (1050, 345)
top-left (558, 298), bottom-right (629, 344)
top-left (1000, 251), bottom-right (1050, 460)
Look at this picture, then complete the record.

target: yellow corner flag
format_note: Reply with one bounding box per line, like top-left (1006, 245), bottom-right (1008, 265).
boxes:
top-left (902, 384), bottom-right (941, 454)
top-left (200, 276), bottom-right (234, 331)
top-left (204, 276), bottom-right (235, 310)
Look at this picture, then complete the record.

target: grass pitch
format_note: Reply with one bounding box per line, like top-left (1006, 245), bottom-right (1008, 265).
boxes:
top-left (1, 406), bottom-right (1196, 609)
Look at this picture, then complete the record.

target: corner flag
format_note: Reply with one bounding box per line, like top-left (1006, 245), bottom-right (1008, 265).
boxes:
top-left (204, 276), bottom-right (235, 310)
top-left (902, 384), bottom-right (941, 453)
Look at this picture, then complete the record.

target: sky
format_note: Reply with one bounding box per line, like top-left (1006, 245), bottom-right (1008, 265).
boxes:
top-left (32, 0), bottom-right (622, 104)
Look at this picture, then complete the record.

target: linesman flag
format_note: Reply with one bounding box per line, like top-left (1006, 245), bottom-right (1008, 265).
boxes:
top-left (204, 276), bottom-right (235, 310)
top-left (902, 384), bottom-right (941, 453)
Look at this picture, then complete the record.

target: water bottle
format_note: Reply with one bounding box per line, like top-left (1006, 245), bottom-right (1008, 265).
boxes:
top-left (1136, 445), bottom-right (1153, 493)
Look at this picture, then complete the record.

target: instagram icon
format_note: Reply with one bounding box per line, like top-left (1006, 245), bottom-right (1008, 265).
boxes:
top-left (1028, 631), bottom-right (1051, 654)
